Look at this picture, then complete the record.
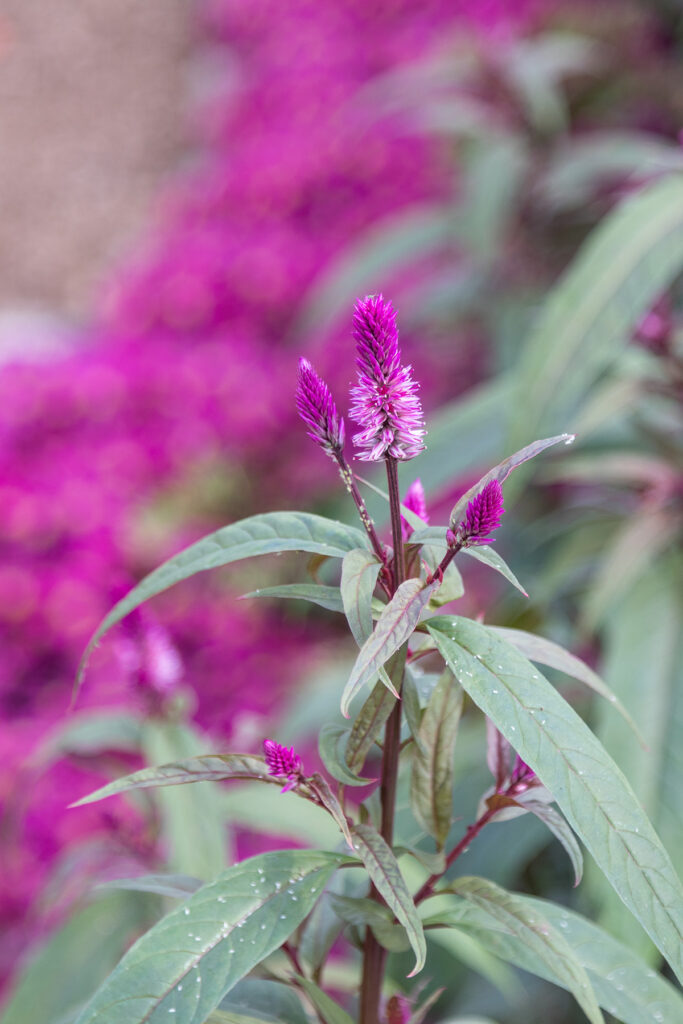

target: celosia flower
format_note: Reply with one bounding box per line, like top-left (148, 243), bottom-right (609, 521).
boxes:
top-left (452, 479), bottom-right (505, 547)
top-left (296, 358), bottom-right (345, 458)
top-left (350, 295), bottom-right (425, 462)
top-left (263, 738), bottom-right (304, 793)
top-left (401, 477), bottom-right (428, 541)
top-left (384, 993), bottom-right (412, 1024)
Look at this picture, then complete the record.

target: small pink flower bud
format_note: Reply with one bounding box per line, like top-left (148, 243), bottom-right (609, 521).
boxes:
top-left (455, 479), bottom-right (505, 546)
top-left (263, 738), bottom-right (304, 793)
top-left (296, 358), bottom-right (345, 458)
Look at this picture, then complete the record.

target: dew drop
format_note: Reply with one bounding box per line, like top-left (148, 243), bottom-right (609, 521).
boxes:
top-left (274, 882), bottom-right (282, 891)
top-left (564, 435), bottom-right (575, 446)
top-left (178, 986), bottom-right (183, 992)
top-left (183, 908), bottom-right (190, 916)
top-left (169, 1010), bottom-right (176, 1015)
top-left (280, 914), bottom-right (287, 919)
top-left (217, 896), bottom-right (226, 903)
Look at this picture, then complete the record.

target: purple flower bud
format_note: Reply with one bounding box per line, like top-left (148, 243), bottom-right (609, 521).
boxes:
top-left (384, 994), bottom-right (412, 1024)
top-left (296, 357), bottom-right (345, 458)
top-left (455, 479), bottom-right (505, 546)
top-left (263, 738), bottom-right (304, 793)
top-left (349, 294), bottom-right (425, 462)
top-left (401, 477), bottom-right (428, 540)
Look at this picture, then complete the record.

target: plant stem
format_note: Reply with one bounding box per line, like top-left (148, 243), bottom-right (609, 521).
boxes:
top-left (413, 808), bottom-right (495, 905)
top-left (359, 458), bottom-right (406, 1024)
top-left (336, 454), bottom-right (387, 568)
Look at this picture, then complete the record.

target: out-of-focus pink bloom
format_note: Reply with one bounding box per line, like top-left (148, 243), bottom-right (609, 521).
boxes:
top-left (401, 477), bottom-right (428, 541)
top-left (296, 357), bottom-right (345, 458)
top-left (263, 739), bottom-right (304, 793)
top-left (384, 993), bottom-right (412, 1024)
top-left (350, 294), bottom-right (425, 462)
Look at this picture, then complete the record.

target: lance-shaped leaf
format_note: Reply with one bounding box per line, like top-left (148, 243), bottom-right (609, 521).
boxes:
top-left (215, 978), bottom-right (310, 1024)
top-left (350, 824), bottom-right (426, 977)
top-left (521, 800), bottom-right (583, 887)
top-left (294, 977), bottom-right (355, 1024)
top-left (306, 773), bottom-right (355, 850)
top-left (73, 850), bottom-right (350, 1024)
top-left (340, 548), bottom-right (382, 646)
top-left (97, 874), bottom-right (202, 900)
top-left (461, 546), bottom-right (528, 597)
top-left (71, 754), bottom-right (280, 806)
top-left (410, 670), bottom-right (463, 848)
top-left (77, 512), bottom-right (368, 693)
top-left (329, 895), bottom-right (410, 952)
top-left (427, 617), bottom-right (683, 983)
top-left (345, 680), bottom-right (396, 775)
top-left (318, 724), bottom-right (374, 787)
top-left (489, 625), bottom-right (641, 740)
top-left (426, 877), bottom-right (604, 1024)
top-left (241, 584), bottom-right (344, 613)
top-left (448, 434), bottom-right (574, 530)
top-left (341, 579), bottom-right (439, 717)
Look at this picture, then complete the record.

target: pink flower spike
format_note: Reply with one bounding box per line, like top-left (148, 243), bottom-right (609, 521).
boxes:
top-left (350, 294), bottom-right (426, 462)
top-left (401, 478), bottom-right (428, 540)
top-left (456, 479), bottom-right (505, 546)
top-left (296, 357), bottom-right (345, 459)
top-left (263, 738), bottom-right (304, 793)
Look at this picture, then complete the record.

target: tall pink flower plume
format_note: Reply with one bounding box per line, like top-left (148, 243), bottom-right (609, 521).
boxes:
top-left (296, 358), bottom-right (345, 458)
top-left (349, 295), bottom-right (425, 462)
top-left (451, 479), bottom-right (505, 547)
top-left (263, 738), bottom-right (304, 793)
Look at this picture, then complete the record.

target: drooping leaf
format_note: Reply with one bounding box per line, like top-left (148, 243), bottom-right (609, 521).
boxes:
top-left (402, 666), bottom-right (426, 752)
top-left (294, 977), bottom-right (355, 1024)
top-left (318, 724), bottom-right (374, 787)
top-left (77, 512), bottom-right (368, 692)
top-left (329, 895), bottom-right (410, 952)
top-left (306, 772), bottom-right (355, 849)
top-left (341, 579), bottom-right (439, 717)
top-left (241, 584), bottom-right (344, 613)
top-left (448, 434), bottom-right (574, 530)
top-left (521, 801), bottom-right (583, 887)
top-left (428, 877), bottom-right (604, 1024)
top-left (217, 978), bottom-right (311, 1024)
top-left (460, 546), bottom-right (529, 597)
top-left (489, 625), bottom-right (641, 740)
top-left (344, 678), bottom-right (396, 775)
top-left (340, 548), bottom-right (382, 646)
top-left (73, 851), bottom-right (350, 1024)
top-left (96, 874), bottom-right (202, 901)
top-left (427, 617), bottom-right (683, 982)
top-left (350, 824), bottom-right (426, 977)
top-left (410, 670), bottom-right (463, 848)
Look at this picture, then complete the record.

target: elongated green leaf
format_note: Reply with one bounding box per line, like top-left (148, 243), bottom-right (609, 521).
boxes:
top-left (74, 851), bottom-right (349, 1024)
top-left (345, 679), bottom-right (396, 774)
top-left (430, 877), bottom-right (604, 1024)
top-left (96, 874), bottom-right (202, 900)
top-left (513, 175), bottom-right (683, 439)
top-left (71, 753), bottom-right (277, 806)
top-left (350, 824), bottom-right (426, 976)
top-left (341, 549), bottom-right (382, 646)
top-left (318, 724), bottom-right (374, 786)
top-left (36, 711), bottom-right (142, 762)
top-left (341, 579), bottom-right (439, 717)
top-left (402, 666), bottom-right (426, 752)
top-left (294, 977), bottom-right (355, 1024)
top-left (77, 512), bottom-right (368, 691)
top-left (522, 801), bottom-right (583, 887)
top-left (489, 625), bottom-right (640, 739)
top-left (241, 584), bottom-right (344, 613)
top-left (448, 434), bottom-right (574, 529)
top-left (411, 670), bottom-right (463, 848)
top-left (427, 617), bottom-right (683, 982)
top-left (218, 978), bottom-right (311, 1024)
top-left (461, 546), bottom-right (528, 597)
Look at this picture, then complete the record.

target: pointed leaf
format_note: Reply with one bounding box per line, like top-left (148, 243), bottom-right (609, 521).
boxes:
top-left (341, 579), bottom-right (439, 717)
top-left (96, 874), bottom-right (202, 900)
top-left (461, 546), bottom-right (528, 597)
top-left (77, 512), bottom-right (368, 692)
top-left (344, 680), bottom-right (396, 775)
top-left (448, 434), bottom-right (574, 529)
top-left (410, 670), bottom-right (463, 848)
top-left (294, 977), bottom-right (355, 1024)
top-left (427, 617), bottom-right (683, 983)
top-left (73, 851), bottom-right (350, 1024)
top-left (522, 801), bottom-right (583, 887)
top-left (241, 584), bottom-right (344, 613)
top-left (428, 877), bottom-right (604, 1024)
top-left (489, 625), bottom-right (641, 741)
top-left (306, 773), bottom-right (355, 850)
top-left (318, 724), bottom-right (374, 787)
top-left (350, 824), bottom-right (426, 977)
top-left (218, 976), bottom-right (312, 1024)
top-left (340, 548), bottom-right (382, 646)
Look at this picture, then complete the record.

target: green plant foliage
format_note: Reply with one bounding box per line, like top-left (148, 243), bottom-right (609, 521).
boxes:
top-left (73, 851), bottom-right (349, 1024)
top-left (344, 679), bottom-right (397, 774)
top-left (427, 617), bottom-right (683, 982)
top-left (340, 548), bottom-right (382, 646)
top-left (295, 976), bottom-right (355, 1024)
top-left (318, 724), bottom-right (374, 786)
top-left (410, 670), bottom-right (463, 849)
top-left (241, 584), bottom-right (344, 613)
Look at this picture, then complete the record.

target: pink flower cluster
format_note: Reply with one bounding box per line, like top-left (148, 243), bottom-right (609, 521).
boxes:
top-left (0, 0), bottom-right (539, 994)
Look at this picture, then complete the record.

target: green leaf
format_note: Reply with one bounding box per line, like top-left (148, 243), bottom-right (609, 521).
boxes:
top-left (77, 512), bottom-right (368, 691)
top-left (73, 851), bottom-right (350, 1024)
top-left (36, 711), bottom-right (142, 762)
top-left (461, 546), bottom-right (528, 597)
top-left (430, 877), bottom-right (604, 1024)
top-left (218, 978), bottom-right (311, 1024)
top-left (294, 977), bottom-right (355, 1024)
top-left (318, 724), bottom-right (374, 787)
top-left (1, 893), bottom-right (155, 1024)
top-left (241, 584), bottom-right (344, 613)
top-left (350, 824), bottom-right (426, 977)
top-left (410, 670), bottom-right (463, 848)
top-left (489, 625), bottom-right (641, 740)
top-left (521, 801), bottom-right (583, 887)
top-left (427, 617), bottom-right (683, 982)
top-left (96, 874), bottom-right (202, 900)
top-left (341, 579), bottom-right (439, 717)
top-left (402, 665), bottom-right (427, 752)
top-left (448, 434), bottom-right (574, 530)
top-left (71, 752), bottom-right (277, 806)
top-left (512, 174), bottom-right (683, 440)
top-left (340, 548), bottom-right (382, 646)
top-left (345, 679), bottom-right (396, 775)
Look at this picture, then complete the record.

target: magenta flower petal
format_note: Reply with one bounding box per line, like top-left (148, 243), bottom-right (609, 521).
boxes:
top-left (349, 295), bottom-right (425, 462)
top-left (401, 477), bottom-right (428, 540)
top-left (296, 357), bottom-right (345, 458)
top-left (263, 738), bottom-right (304, 792)
top-left (455, 479), bottom-right (505, 546)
